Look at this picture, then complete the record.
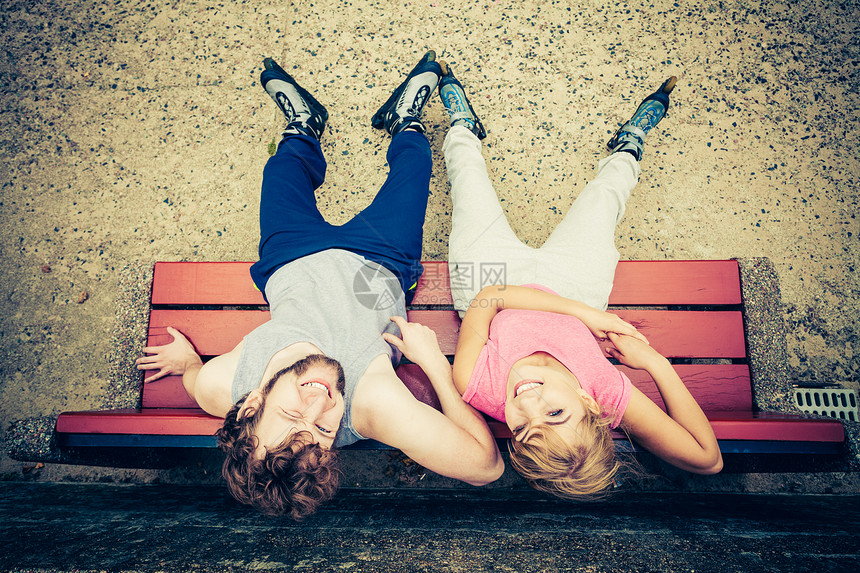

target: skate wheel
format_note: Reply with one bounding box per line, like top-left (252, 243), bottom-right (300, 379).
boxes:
top-left (662, 76), bottom-right (677, 94)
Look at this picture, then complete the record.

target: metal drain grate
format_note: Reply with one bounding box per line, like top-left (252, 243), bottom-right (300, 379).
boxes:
top-left (793, 388), bottom-right (858, 422)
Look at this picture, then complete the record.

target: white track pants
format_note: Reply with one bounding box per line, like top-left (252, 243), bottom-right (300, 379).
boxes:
top-left (444, 125), bottom-right (640, 315)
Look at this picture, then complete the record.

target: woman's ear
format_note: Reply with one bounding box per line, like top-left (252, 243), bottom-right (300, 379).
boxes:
top-left (578, 389), bottom-right (602, 416)
top-left (237, 389), bottom-right (264, 420)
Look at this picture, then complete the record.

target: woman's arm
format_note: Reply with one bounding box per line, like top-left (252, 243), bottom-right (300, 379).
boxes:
top-left (452, 289), bottom-right (501, 394)
top-left (610, 332), bottom-right (723, 474)
top-left (452, 285), bottom-right (646, 394)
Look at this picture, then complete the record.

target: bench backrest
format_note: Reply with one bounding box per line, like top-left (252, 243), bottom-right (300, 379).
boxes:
top-left (144, 260), bottom-right (750, 412)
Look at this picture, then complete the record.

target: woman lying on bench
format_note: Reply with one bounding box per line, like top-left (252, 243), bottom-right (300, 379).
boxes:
top-left (434, 65), bottom-right (722, 498)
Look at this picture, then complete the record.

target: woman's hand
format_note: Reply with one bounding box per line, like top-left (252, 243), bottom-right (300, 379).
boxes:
top-left (467, 284), bottom-right (647, 344)
top-left (579, 306), bottom-right (648, 344)
top-left (135, 326), bottom-right (203, 383)
top-left (604, 331), bottom-right (665, 371)
top-left (382, 316), bottom-right (448, 371)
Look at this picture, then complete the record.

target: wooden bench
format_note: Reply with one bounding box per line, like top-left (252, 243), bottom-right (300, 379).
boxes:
top-left (56, 260), bottom-right (845, 455)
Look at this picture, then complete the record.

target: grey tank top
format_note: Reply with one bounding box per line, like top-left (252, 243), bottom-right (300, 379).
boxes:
top-left (231, 249), bottom-right (405, 447)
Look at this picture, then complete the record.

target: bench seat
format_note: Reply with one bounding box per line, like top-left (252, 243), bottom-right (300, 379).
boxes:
top-left (56, 260), bottom-right (845, 455)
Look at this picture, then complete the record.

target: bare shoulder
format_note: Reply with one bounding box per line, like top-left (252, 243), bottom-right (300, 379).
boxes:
top-left (194, 340), bottom-right (243, 417)
top-left (618, 386), bottom-right (657, 428)
top-left (352, 354), bottom-right (412, 404)
top-left (351, 354), bottom-right (418, 434)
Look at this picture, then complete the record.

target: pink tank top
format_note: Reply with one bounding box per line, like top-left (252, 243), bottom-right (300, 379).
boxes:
top-left (461, 285), bottom-right (632, 428)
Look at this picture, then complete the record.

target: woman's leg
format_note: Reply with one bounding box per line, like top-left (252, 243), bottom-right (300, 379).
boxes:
top-left (536, 151), bottom-right (640, 310)
top-left (444, 125), bottom-right (535, 313)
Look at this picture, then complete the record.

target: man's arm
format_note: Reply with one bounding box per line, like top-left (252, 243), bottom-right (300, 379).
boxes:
top-left (353, 317), bottom-right (503, 485)
top-left (136, 326), bottom-right (238, 417)
top-left (353, 358), bottom-right (504, 486)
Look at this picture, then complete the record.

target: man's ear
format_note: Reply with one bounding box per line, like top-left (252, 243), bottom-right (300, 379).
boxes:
top-left (237, 389), bottom-right (264, 420)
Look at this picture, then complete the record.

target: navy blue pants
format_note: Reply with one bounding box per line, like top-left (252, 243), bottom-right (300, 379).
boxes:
top-left (250, 131), bottom-right (431, 303)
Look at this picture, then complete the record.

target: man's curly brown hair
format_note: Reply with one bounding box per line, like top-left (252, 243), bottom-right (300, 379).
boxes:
top-left (214, 355), bottom-right (344, 520)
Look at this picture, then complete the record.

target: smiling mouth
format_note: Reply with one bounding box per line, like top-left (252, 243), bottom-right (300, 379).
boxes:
top-left (514, 380), bottom-right (543, 397)
top-left (302, 379), bottom-right (332, 398)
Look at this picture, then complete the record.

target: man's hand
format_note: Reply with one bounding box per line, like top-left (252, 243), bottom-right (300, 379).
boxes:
top-left (579, 307), bottom-right (648, 344)
top-left (604, 331), bottom-right (664, 371)
top-left (382, 316), bottom-right (448, 372)
top-left (135, 326), bottom-right (203, 383)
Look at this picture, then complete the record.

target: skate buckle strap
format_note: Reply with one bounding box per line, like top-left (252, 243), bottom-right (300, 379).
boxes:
top-left (449, 111), bottom-right (475, 122)
top-left (620, 126), bottom-right (647, 142)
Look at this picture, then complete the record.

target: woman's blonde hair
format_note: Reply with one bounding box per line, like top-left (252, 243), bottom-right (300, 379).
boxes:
top-left (508, 401), bottom-right (620, 500)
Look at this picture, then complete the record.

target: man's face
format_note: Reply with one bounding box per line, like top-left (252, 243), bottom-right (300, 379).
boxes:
top-left (249, 357), bottom-right (346, 457)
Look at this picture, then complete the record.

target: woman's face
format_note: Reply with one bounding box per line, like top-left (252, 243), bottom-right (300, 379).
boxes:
top-left (504, 363), bottom-right (593, 445)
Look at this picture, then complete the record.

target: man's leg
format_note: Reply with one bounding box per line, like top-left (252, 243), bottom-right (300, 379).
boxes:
top-left (371, 51), bottom-right (442, 137)
top-left (250, 59), bottom-right (333, 292)
top-left (335, 51), bottom-right (443, 301)
top-left (340, 130), bottom-right (433, 298)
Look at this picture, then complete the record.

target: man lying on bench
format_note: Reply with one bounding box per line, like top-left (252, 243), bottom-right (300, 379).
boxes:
top-left (136, 52), bottom-right (503, 520)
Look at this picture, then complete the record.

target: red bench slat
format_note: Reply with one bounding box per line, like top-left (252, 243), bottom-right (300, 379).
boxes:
top-left (151, 261), bottom-right (741, 307)
top-left (152, 262), bottom-right (265, 305)
top-left (392, 364), bottom-right (752, 417)
top-left (395, 364), bottom-right (444, 411)
top-left (608, 309), bottom-right (747, 358)
top-left (609, 260), bottom-right (741, 305)
top-left (696, 413), bottom-right (844, 442)
top-left (412, 262), bottom-right (453, 306)
top-left (145, 309), bottom-right (461, 356)
top-left (143, 363), bottom-right (752, 412)
top-left (143, 376), bottom-right (197, 408)
top-left (56, 409), bottom-right (845, 443)
top-left (56, 409), bottom-right (223, 435)
top-left (391, 364), bottom-right (752, 416)
top-left (148, 308), bottom-right (746, 359)
top-left (493, 414), bottom-right (845, 442)
top-left (151, 261), bottom-right (456, 306)
top-left (622, 364), bottom-right (752, 411)
top-left (148, 309), bottom-right (270, 355)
